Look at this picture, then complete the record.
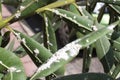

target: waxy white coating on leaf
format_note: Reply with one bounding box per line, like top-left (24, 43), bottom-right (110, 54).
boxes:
top-left (47, 41), bottom-right (53, 46)
top-left (45, 17), bottom-right (48, 27)
top-left (21, 38), bottom-right (26, 44)
top-left (0, 61), bottom-right (2, 64)
top-left (20, 6), bottom-right (25, 11)
top-left (37, 39), bottom-right (82, 72)
top-left (73, 16), bottom-right (77, 19)
top-left (92, 25), bottom-right (98, 31)
top-left (8, 67), bottom-right (17, 72)
top-left (65, 1), bottom-right (68, 4)
top-left (15, 11), bottom-right (21, 18)
top-left (52, 22), bottom-right (56, 26)
top-left (107, 24), bottom-right (115, 30)
top-left (14, 32), bottom-right (21, 40)
top-left (41, 35), bottom-right (43, 38)
top-left (16, 70), bottom-right (22, 73)
top-left (86, 39), bottom-right (89, 43)
top-left (50, 9), bottom-right (88, 29)
top-left (48, 42), bottom-right (53, 46)
top-left (34, 49), bottom-right (39, 56)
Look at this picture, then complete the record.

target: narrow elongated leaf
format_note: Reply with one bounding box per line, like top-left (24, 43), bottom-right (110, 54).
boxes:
top-left (82, 46), bottom-right (93, 73)
top-left (0, 0), bottom-right (75, 29)
top-left (2, 0), bottom-right (22, 6)
top-left (109, 4), bottom-right (120, 15)
top-left (43, 14), bottom-right (57, 53)
top-left (14, 32), bottom-right (43, 58)
top-left (0, 36), bottom-right (2, 46)
top-left (11, 0), bottom-right (46, 21)
top-left (72, 3), bottom-right (94, 21)
top-left (113, 39), bottom-right (120, 52)
top-left (0, 73), bottom-right (3, 79)
top-left (95, 36), bottom-right (114, 73)
top-left (14, 30), bottom-right (64, 76)
top-left (7, 39), bottom-right (15, 51)
top-left (114, 51), bottom-right (120, 62)
top-left (69, 4), bottom-right (81, 15)
top-left (36, 0), bottom-right (75, 13)
top-left (0, 0), bottom-right (2, 20)
top-left (46, 8), bottom-right (93, 31)
top-left (99, 0), bottom-right (120, 5)
top-left (1, 31), bottom-right (11, 47)
top-left (43, 14), bottom-right (65, 78)
top-left (112, 64), bottom-right (120, 79)
top-left (30, 21), bottom-right (118, 80)
top-left (0, 48), bottom-right (26, 80)
top-left (53, 73), bottom-right (114, 80)
top-left (15, 30), bottom-right (52, 65)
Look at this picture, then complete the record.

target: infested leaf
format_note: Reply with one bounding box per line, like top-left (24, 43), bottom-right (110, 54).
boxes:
top-left (30, 21), bottom-right (118, 80)
top-left (53, 73), bottom-right (114, 80)
top-left (0, 48), bottom-right (26, 80)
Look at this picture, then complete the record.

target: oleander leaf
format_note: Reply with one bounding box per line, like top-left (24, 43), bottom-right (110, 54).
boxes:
top-left (99, 0), bottom-right (120, 5)
top-left (30, 21), bottom-right (118, 80)
top-left (109, 4), bottom-right (120, 15)
top-left (14, 30), bottom-right (64, 76)
top-left (95, 36), bottom-right (114, 73)
top-left (2, 0), bottom-right (22, 6)
top-left (43, 14), bottom-right (57, 53)
top-left (1, 31), bottom-right (11, 48)
top-left (46, 8), bottom-right (93, 31)
top-left (0, 48), bottom-right (26, 80)
top-left (14, 32), bottom-right (43, 58)
top-left (112, 64), bottom-right (120, 79)
top-left (14, 30), bottom-right (52, 66)
top-left (53, 73), bottom-right (114, 80)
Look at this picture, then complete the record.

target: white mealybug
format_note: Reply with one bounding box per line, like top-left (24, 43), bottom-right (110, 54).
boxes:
top-left (86, 39), bottom-right (89, 43)
top-left (20, 6), bottom-right (25, 11)
top-left (34, 49), bottom-right (39, 56)
top-left (8, 67), bottom-right (17, 72)
top-left (21, 38), bottom-right (26, 44)
top-left (92, 25), bottom-right (98, 31)
top-left (15, 11), bottom-right (21, 18)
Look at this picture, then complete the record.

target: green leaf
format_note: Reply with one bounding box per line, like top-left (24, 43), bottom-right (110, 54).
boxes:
top-left (6, 0), bottom-right (46, 23)
top-left (0, 36), bottom-right (2, 47)
top-left (14, 32), bottom-right (43, 58)
top-left (43, 14), bottom-right (57, 53)
top-left (0, 73), bottom-right (3, 79)
top-left (18, 32), bottom-right (52, 62)
top-left (99, 0), bottom-right (120, 5)
top-left (30, 21), bottom-right (118, 80)
top-left (0, 0), bottom-right (2, 20)
top-left (114, 51), bottom-right (120, 62)
top-left (14, 30), bottom-right (63, 76)
top-left (7, 39), bottom-right (15, 51)
top-left (82, 46), bottom-right (93, 73)
top-left (1, 31), bottom-right (11, 48)
top-left (53, 73), bottom-right (114, 80)
top-left (46, 8), bottom-right (93, 31)
top-left (109, 4), bottom-right (120, 15)
top-left (36, 0), bottom-right (75, 13)
top-left (69, 4), bottom-right (81, 15)
top-left (2, 0), bottom-right (22, 6)
top-left (95, 36), bottom-right (114, 73)
top-left (112, 64), bottom-right (120, 79)
top-left (0, 48), bottom-right (26, 80)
